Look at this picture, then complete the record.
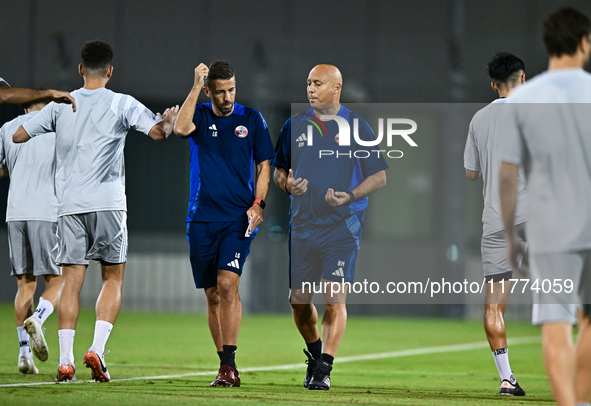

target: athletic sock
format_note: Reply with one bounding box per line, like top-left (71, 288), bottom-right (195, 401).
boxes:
top-left (306, 339), bottom-right (322, 360)
top-left (91, 320), bottom-right (113, 355)
top-left (221, 345), bottom-right (237, 368)
top-left (492, 348), bottom-right (516, 383)
top-left (17, 326), bottom-right (32, 358)
top-left (58, 329), bottom-right (75, 366)
top-left (217, 351), bottom-right (223, 363)
top-left (33, 297), bottom-right (54, 325)
top-left (319, 353), bottom-right (334, 369)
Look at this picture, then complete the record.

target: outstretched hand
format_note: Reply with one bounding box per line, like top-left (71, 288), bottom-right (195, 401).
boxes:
top-left (160, 105), bottom-right (180, 122)
top-left (157, 105), bottom-right (180, 139)
top-left (50, 90), bottom-right (76, 112)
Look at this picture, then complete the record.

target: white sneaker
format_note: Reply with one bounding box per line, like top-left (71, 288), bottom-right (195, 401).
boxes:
top-left (24, 316), bottom-right (48, 362)
top-left (84, 349), bottom-right (111, 382)
top-left (18, 356), bottom-right (39, 374)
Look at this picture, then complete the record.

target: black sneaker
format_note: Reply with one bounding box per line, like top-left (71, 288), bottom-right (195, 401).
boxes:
top-left (499, 379), bottom-right (526, 396)
top-left (303, 349), bottom-right (316, 388)
top-left (308, 360), bottom-right (332, 390)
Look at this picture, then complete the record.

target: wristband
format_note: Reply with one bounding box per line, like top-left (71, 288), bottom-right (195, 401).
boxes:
top-left (347, 190), bottom-right (356, 203)
top-left (253, 199), bottom-right (266, 210)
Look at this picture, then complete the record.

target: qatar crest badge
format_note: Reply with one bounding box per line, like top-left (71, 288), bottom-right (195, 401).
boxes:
top-left (235, 125), bottom-right (248, 138)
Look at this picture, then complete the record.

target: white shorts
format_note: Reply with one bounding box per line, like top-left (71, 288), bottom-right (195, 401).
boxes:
top-left (57, 211), bottom-right (128, 266)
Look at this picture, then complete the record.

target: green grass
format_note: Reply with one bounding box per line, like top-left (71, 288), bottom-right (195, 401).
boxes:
top-left (0, 303), bottom-right (551, 405)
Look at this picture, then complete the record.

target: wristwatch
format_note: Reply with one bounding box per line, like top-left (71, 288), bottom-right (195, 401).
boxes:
top-left (253, 199), bottom-right (266, 210)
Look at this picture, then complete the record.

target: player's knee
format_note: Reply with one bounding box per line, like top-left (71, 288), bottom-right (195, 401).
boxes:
top-left (216, 276), bottom-right (238, 300)
top-left (324, 303), bottom-right (346, 316)
top-left (205, 289), bottom-right (221, 306)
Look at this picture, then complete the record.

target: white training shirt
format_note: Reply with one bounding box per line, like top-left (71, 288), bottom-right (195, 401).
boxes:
top-left (499, 68), bottom-right (591, 255)
top-left (464, 98), bottom-right (528, 236)
top-left (0, 111), bottom-right (58, 222)
top-left (23, 87), bottom-right (163, 216)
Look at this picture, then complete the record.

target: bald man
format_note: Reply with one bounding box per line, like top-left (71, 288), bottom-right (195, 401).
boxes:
top-left (272, 64), bottom-right (388, 390)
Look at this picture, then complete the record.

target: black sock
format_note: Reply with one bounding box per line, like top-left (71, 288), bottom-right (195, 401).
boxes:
top-left (319, 353), bottom-right (334, 366)
top-left (217, 351), bottom-right (223, 363)
top-left (306, 339), bottom-right (322, 360)
top-left (221, 345), bottom-right (237, 368)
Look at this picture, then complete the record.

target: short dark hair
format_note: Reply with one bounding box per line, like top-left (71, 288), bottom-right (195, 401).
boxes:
top-left (21, 87), bottom-right (51, 109)
top-left (81, 40), bottom-right (114, 73)
top-left (21, 94), bottom-right (51, 110)
top-left (543, 7), bottom-right (591, 57)
top-left (487, 52), bottom-right (525, 84)
top-left (206, 60), bottom-right (234, 86)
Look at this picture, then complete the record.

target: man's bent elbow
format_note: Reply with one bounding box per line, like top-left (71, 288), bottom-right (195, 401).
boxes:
top-left (377, 171), bottom-right (387, 189)
top-left (173, 124), bottom-right (186, 137)
top-left (173, 122), bottom-right (194, 138)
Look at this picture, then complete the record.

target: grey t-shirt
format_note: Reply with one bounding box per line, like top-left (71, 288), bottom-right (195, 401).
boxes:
top-left (499, 68), bottom-right (591, 255)
top-left (0, 111), bottom-right (58, 222)
top-left (23, 87), bottom-right (163, 216)
top-left (464, 98), bottom-right (528, 236)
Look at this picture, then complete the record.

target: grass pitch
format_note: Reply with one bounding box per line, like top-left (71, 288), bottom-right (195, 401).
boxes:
top-left (0, 303), bottom-right (552, 405)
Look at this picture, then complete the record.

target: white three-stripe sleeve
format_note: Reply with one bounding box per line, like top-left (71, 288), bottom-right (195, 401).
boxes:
top-left (110, 94), bottom-right (162, 135)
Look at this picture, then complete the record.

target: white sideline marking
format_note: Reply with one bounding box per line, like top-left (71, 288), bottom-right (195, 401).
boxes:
top-left (0, 336), bottom-right (539, 388)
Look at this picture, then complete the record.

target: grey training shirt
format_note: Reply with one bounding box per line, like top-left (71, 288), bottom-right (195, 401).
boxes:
top-left (464, 98), bottom-right (528, 236)
top-left (0, 111), bottom-right (58, 222)
top-left (499, 69), bottom-right (591, 255)
top-left (23, 87), bottom-right (163, 216)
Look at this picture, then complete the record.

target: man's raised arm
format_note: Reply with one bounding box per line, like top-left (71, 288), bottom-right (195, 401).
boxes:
top-left (0, 87), bottom-right (76, 112)
top-left (174, 63), bottom-right (209, 137)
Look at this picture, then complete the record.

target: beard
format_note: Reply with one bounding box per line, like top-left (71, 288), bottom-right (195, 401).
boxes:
top-left (218, 101), bottom-right (234, 115)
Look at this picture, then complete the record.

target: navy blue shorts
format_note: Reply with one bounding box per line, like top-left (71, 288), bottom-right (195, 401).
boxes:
top-left (187, 216), bottom-right (256, 289)
top-left (290, 214), bottom-right (362, 289)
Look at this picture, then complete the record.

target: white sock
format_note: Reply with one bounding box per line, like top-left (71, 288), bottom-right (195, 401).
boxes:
top-left (33, 297), bottom-right (54, 325)
top-left (91, 320), bottom-right (113, 355)
top-left (493, 348), bottom-right (516, 383)
top-left (17, 326), bottom-right (32, 358)
top-left (58, 329), bottom-right (75, 365)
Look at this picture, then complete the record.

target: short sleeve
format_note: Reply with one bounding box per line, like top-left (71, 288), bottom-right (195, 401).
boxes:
top-left (463, 120), bottom-right (481, 171)
top-left (498, 104), bottom-right (524, 165)
top-left (22, 103), bottom-right (58, 138)
top-left (111, 94), bottom-right (163, 135)
top-left (188, 104), bottom-right (208, 140)
top-left (356, 118), bottom-right (389, 177)
top-left (271, 119), bottom-right (292, 171)
top-left (0, 125), bottom-right (5, 166)
top-left (252, 111), bottom-right (275, 164)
